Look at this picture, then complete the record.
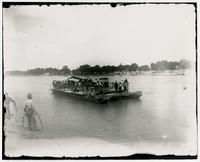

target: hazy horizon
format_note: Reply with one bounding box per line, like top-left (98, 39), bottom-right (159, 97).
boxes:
top-left (3, 4), bottom-right (196, 71)
top-left (4, 58), bottom-right (192, 72)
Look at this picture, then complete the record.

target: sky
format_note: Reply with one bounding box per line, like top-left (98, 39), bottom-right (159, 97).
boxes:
top-left (3, 4), bottom-right (196, 71)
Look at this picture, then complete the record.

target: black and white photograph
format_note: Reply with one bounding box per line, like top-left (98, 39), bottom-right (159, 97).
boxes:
top-left (1, 1), bottom-right (198, 159)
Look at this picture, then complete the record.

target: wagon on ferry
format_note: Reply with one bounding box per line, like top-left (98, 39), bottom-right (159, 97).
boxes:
top-left (51, 76), bottom-right (142, 104)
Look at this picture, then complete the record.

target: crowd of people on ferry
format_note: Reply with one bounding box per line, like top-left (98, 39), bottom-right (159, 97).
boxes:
top-left (52, 77), bottom-right (129, 95)
top-left (114, 79), bottom-right (129, 92)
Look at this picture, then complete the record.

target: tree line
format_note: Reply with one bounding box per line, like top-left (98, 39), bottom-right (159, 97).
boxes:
top-left (6, 59), bottom-right (191, 76)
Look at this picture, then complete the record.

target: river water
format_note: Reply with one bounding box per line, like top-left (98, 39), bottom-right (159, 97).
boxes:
top-left (4, 73), bottom-right (197, 156)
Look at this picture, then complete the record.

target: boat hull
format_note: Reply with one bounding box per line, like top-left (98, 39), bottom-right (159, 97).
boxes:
top-left (51, 89), bottom-right (142, 103)
top-left (51, 89), bottom-right (110, 104)
top-left (107, 91), bottom-right (142, 100)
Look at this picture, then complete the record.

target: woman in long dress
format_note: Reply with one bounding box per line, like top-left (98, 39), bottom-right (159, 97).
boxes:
top-left (4, 93), bottom-right (16, 120)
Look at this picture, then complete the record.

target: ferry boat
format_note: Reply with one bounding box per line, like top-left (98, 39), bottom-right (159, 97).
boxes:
top-left (51, 76), bottom-right (142, 104)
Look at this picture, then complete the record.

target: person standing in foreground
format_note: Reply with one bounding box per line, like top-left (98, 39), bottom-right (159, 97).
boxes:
top-left (4, 93), bottom-right (16, 120)
top-left (24, 93), bottom-right (37, 131)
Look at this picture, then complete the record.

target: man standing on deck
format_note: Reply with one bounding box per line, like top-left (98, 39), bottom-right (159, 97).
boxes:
top-left (114, 81), bottom-right (118, 92)
top-left (124, 79), bottom-right (129, 92)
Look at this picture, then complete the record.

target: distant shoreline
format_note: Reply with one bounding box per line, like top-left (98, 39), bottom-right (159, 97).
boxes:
top-left (5, 59), bottom-right (191, 77)
top-left (5, 69), bottom-right (190, 77)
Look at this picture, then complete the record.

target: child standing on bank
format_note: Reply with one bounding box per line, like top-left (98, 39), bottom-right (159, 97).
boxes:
top-left (24, 93), bottom-right (37, 131)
